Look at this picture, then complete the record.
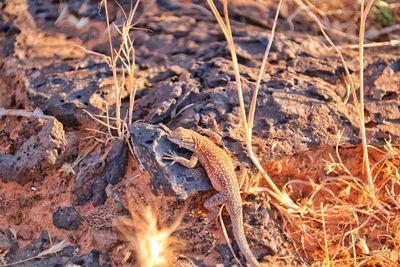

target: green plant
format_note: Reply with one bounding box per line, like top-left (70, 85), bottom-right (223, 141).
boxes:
top-left (373, 1), bottom-right (395, 26)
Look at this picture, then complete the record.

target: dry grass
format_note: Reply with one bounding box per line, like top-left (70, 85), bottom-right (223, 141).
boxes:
top-left (58, 143), bottom-right (97, 176)
top-left (79, 2), bottom-right (187, 266)
top-left (286, 0), bottom-right (400, 42)
top-left (80, 0), bottom-right (138, 156)
top-left (0, 240), bottom-right (70, 267)
top-left (58, 0), bottom-right (398, 265)
top-left (206, 0), bottom-right (302, 212)
top-left (113, 200), bottom-right (184, 267)
top-left (289, 1), bottom-right (400, 265)
top-left (279, 140), bottom-right (400, 266)
top-left (206, 0), bottom-right (399, 266)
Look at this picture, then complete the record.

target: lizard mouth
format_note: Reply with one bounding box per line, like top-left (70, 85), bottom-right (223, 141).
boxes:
top-left (167, 134), bottom-right (196, 151)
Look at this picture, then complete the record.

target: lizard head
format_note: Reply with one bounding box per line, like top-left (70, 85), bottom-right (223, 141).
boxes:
top-left (167, 127), bottom-right (197, 151)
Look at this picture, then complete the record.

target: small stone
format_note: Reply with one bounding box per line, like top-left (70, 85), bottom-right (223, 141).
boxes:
top-left (91, 230), bottom-right (118, 253)
top-left (0, 234), bottom-right (11, 252)
top-left (72, 139), bottom-right (128, 206)
top-left (203, 250), bottom-right (222, 266)
top-left (18, 228), bottom-right (33, 240)
top-left (53, 207), bottom-right (81, 230)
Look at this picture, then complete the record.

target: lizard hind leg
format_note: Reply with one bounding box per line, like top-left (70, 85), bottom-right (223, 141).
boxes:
top-left (237, 167), bottom-right (250, 193)
top-left (237, 166), bottom-right (262, 193)
top-left (204, 192), bottom-right (228, 224)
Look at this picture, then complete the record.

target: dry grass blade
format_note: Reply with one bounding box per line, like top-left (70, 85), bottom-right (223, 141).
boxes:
top-left (0, 251), bottom-right (8, 266)
top-left (36, 240), bottom-right (70, 257)
top-left (320, 203), bottom-right (330, 266)
top-left (82, 109), bottom-right (119, 131)
top-left (0, 108), bottom-right (53, 120)
top-left (248, 0), bottom-right (283, 134)
top-left (206, 0), bottom-right (249, 136)
top-left (59, 143), bottom-right (97, 176)
top-left (358, 0), bottom-right (376, 191)
top-left (79, 1), bottom-right (139, 160)
top-left (206, 0), bottom-right (301, 211)
top-left (113, 201), bottom-right (185, 267)
top-left (218, 205), bottom-right (243, 267)
top-left (337, 39), bottom-right (400, 49)
top-left (292, 0), bottom-right (358, 105)
top-left (0, 240), bottom-right (70, 267)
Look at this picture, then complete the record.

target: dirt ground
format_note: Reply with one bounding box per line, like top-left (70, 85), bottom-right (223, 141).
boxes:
top-left (0, 0), bottom-right (399, 266)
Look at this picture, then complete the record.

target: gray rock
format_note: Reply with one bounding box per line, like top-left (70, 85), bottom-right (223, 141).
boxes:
top-left (52, 207), bottom-right (81, 230)
top-left (72, 139), bottom-right (128, 206)
top-left (0, 117), bottom-right (77, 184)
top-left (0, 233), bottom-right (12, 254)
top-left (129, 122), bottom-right (211, 199)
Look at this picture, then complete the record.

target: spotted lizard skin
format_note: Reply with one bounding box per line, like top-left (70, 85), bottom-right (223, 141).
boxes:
top-left (165, 128), bottom-right (260, 267)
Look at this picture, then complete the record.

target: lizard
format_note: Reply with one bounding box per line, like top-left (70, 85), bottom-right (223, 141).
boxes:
top-left (163, 127), bottom-right (260, 267)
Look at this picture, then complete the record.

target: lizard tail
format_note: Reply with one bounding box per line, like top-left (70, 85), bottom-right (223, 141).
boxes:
top-left (229, 205), bottom-right (260, 267)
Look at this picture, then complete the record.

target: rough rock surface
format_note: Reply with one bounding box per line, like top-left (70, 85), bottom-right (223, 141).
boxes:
top-left (91, 230), bottom-right (118, 253)
top-left (0, 116), bottom-right (77, 184)
top-left (210, 193), bottom-right (298, 266)
top-left (72, 139), bottom-right (128, 206)
top-left (0, 232), bottom-right (12, 254)
top-left (52, 206), bottom-right (81, 230)
top-left (130, 122), bottom-right (211, 199)
top-left (1, 0), bottom-right (398, 162)
top-left (0, 0), bottom-right (399, 266)
top-left (0, 0), bottom-right (128, 127)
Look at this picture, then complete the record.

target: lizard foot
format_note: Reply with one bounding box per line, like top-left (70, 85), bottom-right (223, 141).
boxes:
top-left (162, 151), bottom-right (180, 165)
top-left (206, 209), bottom-right (220, 225)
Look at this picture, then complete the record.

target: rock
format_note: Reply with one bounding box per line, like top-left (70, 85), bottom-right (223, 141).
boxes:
top-left (0, 116), bottom-right (76, 184)
top-left (0, 234), bottom-right (12, 253)
top-left (241, 194), bottom-right (299, 266)
top-left (143, 76), bottom-right (199, 124)
top-left (53, 207), bottom-right (81, 230)
top-left (129, 122), bottom-right (211, 199)
top-left (368, 62), bottom-right (400, 100)
top-left (17, 228), bottom-right (33, 240)
top-left (91, 230), bottom-right (118, 253)
top-left (3, 230), bottom-right (79, 267)
top-left (203, 250), bottom-right (223, 266)
top-left (85, 250), bottom-right (111, 267)
top-left (72, 139), bottom-right (128, 206)
top-left (0, 1), bottom-right (132, 127)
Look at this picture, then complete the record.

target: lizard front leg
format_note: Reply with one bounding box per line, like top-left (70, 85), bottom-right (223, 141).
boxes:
top-left (163, 151), bottom-right (198, 168)
top-left (195, 127), bottom-right (222, 145)
top-left (204, 192), bottom-right (228, 223)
